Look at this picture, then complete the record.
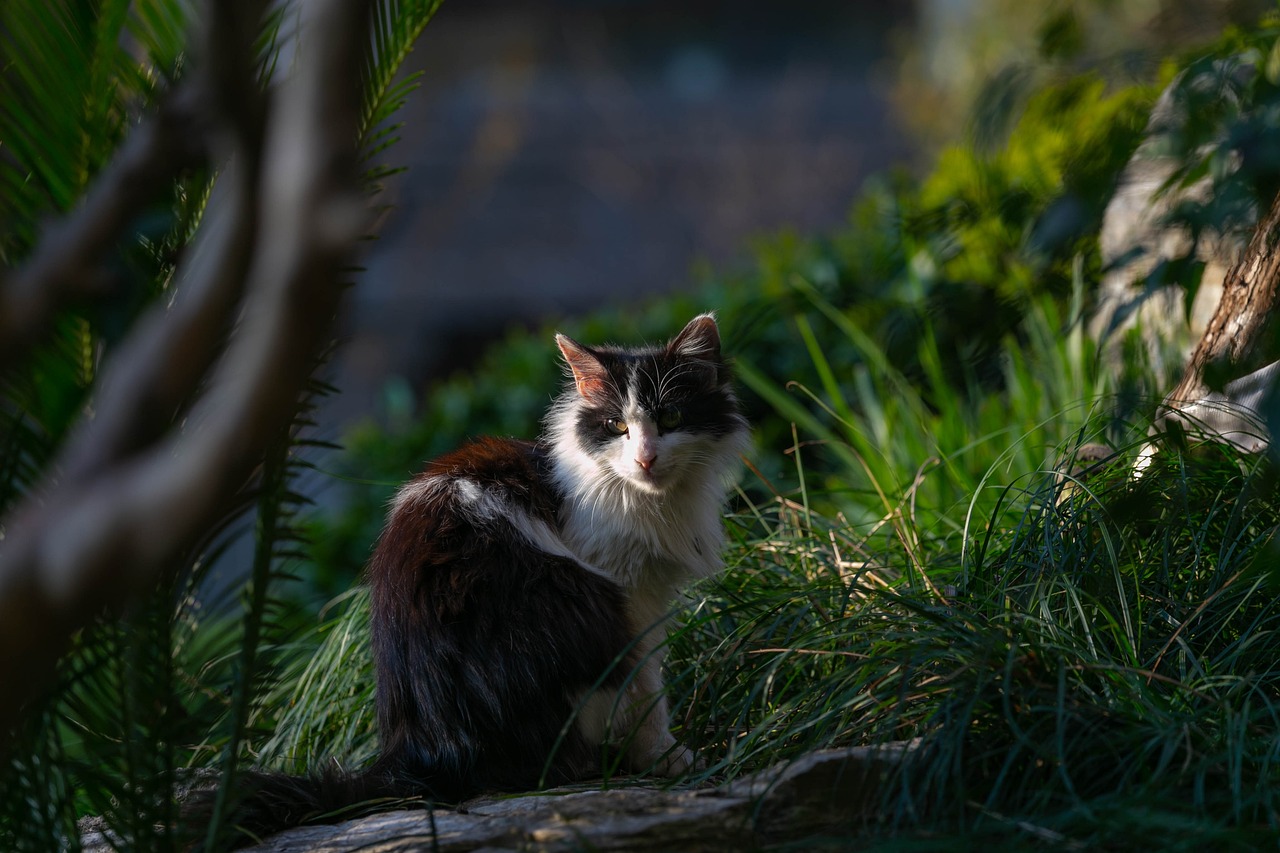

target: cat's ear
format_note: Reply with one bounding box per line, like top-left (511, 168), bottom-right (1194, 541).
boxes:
top-left (667, 313), bottom-right (722, 360)
top-left (556, 333), bottom-right (609, 400)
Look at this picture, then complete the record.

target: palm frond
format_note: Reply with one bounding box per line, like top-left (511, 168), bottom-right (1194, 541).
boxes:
top-left (0, 315), bottom-right (97, 506)
top-left (0, 709), bottom-right (80, 853)
top-left (202, 437), bottom-right (301, 850)
top-left (0, 0), bottom-right (167, 246)
top-left (359, 0), bottom-right (444, 185)
top-left (0, 1), bottom-right (93, 211)
top-left (0, 0), bottom-right (196, 494)
top-left (128, 0), bottom-right (191, 79)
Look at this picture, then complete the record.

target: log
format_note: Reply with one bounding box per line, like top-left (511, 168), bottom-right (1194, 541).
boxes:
top-left (80, 745), bottom-right (916, 853)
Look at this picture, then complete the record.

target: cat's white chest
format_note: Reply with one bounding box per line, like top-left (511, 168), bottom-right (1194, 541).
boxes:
top-left (558, 493), bottom-right (722, 622)
top-left (563, 502), bottom-right (717, 578)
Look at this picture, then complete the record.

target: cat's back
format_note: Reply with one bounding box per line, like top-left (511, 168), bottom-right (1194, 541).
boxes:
top-left (400, 435), bottom-right (558, 522)
top-left (368, 436), bottom-right (562, 588)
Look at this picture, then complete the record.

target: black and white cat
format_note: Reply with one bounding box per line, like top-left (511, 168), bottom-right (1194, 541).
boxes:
top-left (222, 313), bottom-right (749, 839)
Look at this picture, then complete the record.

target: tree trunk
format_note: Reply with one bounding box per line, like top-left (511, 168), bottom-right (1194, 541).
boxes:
top-left (1163, 189), bottom-right (1280, 410)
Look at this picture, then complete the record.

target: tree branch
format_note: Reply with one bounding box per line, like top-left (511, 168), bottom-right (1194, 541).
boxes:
top-left (57, 2), bottom-right (273, 485)
top-left (0, 0), bottom-right (374, 743)
top-left (1158, 188), bottom-right (1280, 436)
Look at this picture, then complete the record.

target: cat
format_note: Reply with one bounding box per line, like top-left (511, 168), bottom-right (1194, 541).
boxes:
top-left (213, 313), bottom-right (750, 843)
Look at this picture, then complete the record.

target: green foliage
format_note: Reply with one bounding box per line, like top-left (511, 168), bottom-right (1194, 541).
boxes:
top-left (0, 2), bottom-right (444, 851)
top-left (0, 0), bottom-right (195, 522)
top-left (0, 0), bottom-right (178, 259)
top-left (674, 440), bottom-right (1280, 848)
top-left (1, 6), bottom-right (201, 846)
top-left (307, 69), bottom-right (1154, 596)
top-left (890, 0), bottom-right (1255, 151)
top-left (362, 0), bottom-right (445, 191)
top-left (279, 10), bottom-right (1280, 847)
top-left (1158, 22), bottom-right (1280, 245)
top-left (945, 76), bottom-right (1157, 291)
top-left (257, 587), bottom-right (380, 772)
top-left (737, 271), bottom-right (1105, 531)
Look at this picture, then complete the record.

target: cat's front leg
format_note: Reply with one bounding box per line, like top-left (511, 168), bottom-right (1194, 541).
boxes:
top-left (575, 655), bottom-right (699, 778)
top-left (619, 656), bottom-right (699, 777)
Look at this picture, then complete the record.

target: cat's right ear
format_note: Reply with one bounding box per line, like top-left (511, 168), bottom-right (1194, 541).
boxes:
top-left (556, 334), bottom-right (609, 400)
top-left (667, 313), bottom-right (722, 361)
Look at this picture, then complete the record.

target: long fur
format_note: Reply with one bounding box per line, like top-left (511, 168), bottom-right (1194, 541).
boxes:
top-left (198, 315), bottom-right (749, 846)
top-left (187, 762), bottom-right (412, 847)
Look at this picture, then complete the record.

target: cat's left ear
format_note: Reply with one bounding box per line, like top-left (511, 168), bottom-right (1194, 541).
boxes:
top-left (556, 333), bottom-right (610, 401)
top-left (667, 313), bottom-right (722, 361)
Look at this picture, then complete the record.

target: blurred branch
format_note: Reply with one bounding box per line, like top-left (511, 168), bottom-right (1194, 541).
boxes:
top-left (0, 90), bottom-right (205, 371)
top-left (0, 1), bottom-right (272, 384)
top-left (58, 2), bottom-right (271, 484)
top-left (0, 0), bottom-right (373, 743)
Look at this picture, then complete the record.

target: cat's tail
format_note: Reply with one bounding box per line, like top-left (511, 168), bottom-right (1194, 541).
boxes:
top-left (184, 757), bottom-right (434, 849)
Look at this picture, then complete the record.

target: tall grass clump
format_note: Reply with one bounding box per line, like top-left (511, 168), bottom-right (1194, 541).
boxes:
top-left (739, 265), bottom-right (1111, 561)
top-left (667, 439), bottom-right (1280, 848)
top-left (659, 298), bottom-right (1280, 845)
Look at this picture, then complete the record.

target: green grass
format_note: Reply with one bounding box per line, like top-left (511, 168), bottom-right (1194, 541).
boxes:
top-left (665, 440), bottom-right (1280, 848)
top-left (261, 275), bottom-right (1280, 847)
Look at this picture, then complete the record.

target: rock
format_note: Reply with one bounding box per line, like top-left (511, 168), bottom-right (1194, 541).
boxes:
top-left (1090, 58), bottom-right (1255, 378)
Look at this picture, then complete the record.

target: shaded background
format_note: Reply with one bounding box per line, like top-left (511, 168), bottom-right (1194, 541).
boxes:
top-left (327, 0), bottom-right (1265, 431)
top-left (332, 0), bottom-right (915, 425)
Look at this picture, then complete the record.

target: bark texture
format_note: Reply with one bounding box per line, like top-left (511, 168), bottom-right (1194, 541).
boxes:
top-left (89, 746), bottom-right (917, 853)
top-left (1164, 189), bottom-right (1280, 409)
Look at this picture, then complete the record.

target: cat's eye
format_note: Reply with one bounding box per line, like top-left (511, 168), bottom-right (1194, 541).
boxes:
top-left (656, 407), bottom-right (683, 430)
top-left (604, 418), bottom-right (629, 436)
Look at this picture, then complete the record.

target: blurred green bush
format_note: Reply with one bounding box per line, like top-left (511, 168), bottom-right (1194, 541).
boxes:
top-left (305, 71), bottom-right (1157, 596)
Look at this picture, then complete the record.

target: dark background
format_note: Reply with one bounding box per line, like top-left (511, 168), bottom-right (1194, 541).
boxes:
top-left (331, 0), bottom-right (916, 425)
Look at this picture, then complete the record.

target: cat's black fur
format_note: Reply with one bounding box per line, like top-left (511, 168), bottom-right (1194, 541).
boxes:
top-left (368, 437), bottom-right (635, 797)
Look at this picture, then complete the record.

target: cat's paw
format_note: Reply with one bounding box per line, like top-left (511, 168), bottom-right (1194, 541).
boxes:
top-left (650, 742), bottom-right (703, 777)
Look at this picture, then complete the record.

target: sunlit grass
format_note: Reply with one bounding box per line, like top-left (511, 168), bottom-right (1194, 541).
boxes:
top-left (269, 426), bottom-right (1280, 847)
top-left (659, 280), bottom-right (1280, 843)
top-left (264, 279), bottom-right (1280, 846)
top-left (665, 437), bottom-right (1280, 845)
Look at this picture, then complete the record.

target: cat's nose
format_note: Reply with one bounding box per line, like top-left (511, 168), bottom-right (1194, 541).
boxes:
top-left (636, 453), bottom-right (657, 473)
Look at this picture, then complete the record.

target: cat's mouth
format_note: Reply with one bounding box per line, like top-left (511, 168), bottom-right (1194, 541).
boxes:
top-left (627, 465), bottom-right (668, 493)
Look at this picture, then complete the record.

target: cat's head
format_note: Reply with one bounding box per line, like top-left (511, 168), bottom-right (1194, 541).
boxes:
top-left (547, 314), bottom-right (749, 496)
